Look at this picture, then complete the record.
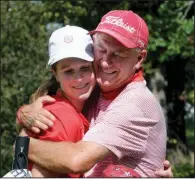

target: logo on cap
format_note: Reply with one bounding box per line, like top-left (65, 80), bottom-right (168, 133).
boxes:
top-left (64, 35), bottom-right (73, 43)
top-left (100, 16), bottom-right (136, 33)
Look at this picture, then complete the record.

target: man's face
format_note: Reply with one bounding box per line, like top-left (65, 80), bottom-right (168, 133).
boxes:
top-left (93, 33), bottom-right (146, 92)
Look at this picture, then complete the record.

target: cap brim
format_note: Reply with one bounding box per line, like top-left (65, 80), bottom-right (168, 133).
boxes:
top-left (48, 52), bottom-right (93, 66)
top-left (89, 29), bottom-right (137, 48)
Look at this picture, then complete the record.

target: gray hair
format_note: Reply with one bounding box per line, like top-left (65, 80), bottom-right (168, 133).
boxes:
top-left (93, 33), bottom-right (142, 53)
top-left (133, 48), bottom-right (142, 53)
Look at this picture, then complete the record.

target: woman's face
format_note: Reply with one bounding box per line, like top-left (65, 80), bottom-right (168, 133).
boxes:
top-left (54, 58), bottom-right (96, 102)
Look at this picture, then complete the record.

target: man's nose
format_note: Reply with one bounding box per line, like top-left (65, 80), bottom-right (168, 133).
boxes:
top-left (100, 53), bottom-right (112, 68)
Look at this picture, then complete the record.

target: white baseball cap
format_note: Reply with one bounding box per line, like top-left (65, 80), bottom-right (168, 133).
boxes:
top-left (48, 25), bottom-right (94, 66)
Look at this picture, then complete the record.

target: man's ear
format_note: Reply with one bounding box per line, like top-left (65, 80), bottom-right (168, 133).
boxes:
top-left (135, 49), bottom-right (147, 70)
top-left (51, 68), bottom-right (59, 82)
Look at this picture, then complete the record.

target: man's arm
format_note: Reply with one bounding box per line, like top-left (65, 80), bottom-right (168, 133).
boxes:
top-left (28, 137), bottom-right (110, 174)
top-left (31, 164), bottom-right (59, 177)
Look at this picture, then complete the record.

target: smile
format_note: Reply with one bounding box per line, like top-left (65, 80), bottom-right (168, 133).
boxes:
top-left (99, 66), bottom-right (117, 74)
top-left (73, 83), bottom-right (88, 89)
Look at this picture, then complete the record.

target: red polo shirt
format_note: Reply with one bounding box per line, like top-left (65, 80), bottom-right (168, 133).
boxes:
top-left (38, 92), bottom-right (89, 142)
top-left (24, 91), bottom-right (89, 177)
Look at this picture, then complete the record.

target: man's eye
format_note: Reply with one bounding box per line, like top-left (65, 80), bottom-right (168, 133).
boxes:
top-left (99, 49), bottom-right (106, 54)
top-left (113, 52), bottom-right (125, 59)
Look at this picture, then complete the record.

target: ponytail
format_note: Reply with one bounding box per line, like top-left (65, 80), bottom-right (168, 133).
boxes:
top-left (29, 66), bottom-right (60, 103)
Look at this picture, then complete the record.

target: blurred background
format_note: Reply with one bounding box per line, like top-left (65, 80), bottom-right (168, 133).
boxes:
top-left (1, 0), bottom-right (194, 177)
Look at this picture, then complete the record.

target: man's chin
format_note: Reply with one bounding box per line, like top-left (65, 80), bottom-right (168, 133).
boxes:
top-left (96, 73), bottom-right (116, 82)
top-left (97, 80), bottom-right (115, 92)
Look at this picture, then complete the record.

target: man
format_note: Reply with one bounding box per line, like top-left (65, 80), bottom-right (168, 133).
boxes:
top-left (17, 10), bottom-right (172, 177)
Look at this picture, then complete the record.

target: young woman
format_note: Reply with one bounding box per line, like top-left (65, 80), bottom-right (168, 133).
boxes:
top-left (18, 25), bottom-right (96, 177)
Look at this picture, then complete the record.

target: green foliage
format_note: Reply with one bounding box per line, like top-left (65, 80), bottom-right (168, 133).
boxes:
top-left (174, 162), bottom-right (194, 177)
top-left (167, 147), bottom-right (194, 177)
top-left (1, 1), bottom-right (49, 175)
top-left (146, 1), bottom-right (194, 63)
top-left (1, 0), bottom-right (194, 177)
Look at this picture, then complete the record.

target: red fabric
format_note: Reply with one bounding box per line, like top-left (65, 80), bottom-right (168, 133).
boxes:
top-left (102, 69), bottom-right (144, 100)
top-left (103, 165), bottom-right (141, 178)
top-left (20, 91), bottom-right (89, 178)
top-left (89, 10), bottom-right (149, 49)
top-left (39, 98), bottom-right (87, 143)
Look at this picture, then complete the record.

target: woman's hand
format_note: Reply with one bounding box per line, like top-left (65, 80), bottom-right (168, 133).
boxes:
top-left (17, 96), bottom-right (56, 134)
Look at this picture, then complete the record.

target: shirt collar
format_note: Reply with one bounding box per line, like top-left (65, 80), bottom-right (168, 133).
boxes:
top-left (101, 68), bottom-right (144, 100)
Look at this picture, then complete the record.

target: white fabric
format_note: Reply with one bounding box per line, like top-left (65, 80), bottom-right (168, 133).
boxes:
top-left (48, 25), bottom-right (94, 65)
top-left (3, 169), bottom-right (32, 178)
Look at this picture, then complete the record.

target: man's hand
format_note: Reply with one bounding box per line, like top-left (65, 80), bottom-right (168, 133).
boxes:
top-left (155, 160), bottom-right (173, 178)
top-left (18, 96), bottom-right (56, 134)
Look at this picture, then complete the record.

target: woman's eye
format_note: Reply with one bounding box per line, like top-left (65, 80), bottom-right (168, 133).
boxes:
top-left (81, 66), bottom-right (90, 71)
top-left (64, 69), bottom-right (74, 74)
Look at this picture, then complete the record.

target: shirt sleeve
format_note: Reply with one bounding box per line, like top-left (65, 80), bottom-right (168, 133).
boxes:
top-left (38, 107), bottom-right (82, 143)
top-left (82, 104), bottom-right (158, 159)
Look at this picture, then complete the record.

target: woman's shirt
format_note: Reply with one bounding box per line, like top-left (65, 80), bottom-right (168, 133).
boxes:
top-left (25, 91), bottom-right (89, 177)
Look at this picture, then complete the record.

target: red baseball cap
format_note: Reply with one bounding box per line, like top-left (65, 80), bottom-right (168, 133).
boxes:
top-left (103, 164), bottom-right (141, 178)
top-left (89, 10), bottom-right (149, 49)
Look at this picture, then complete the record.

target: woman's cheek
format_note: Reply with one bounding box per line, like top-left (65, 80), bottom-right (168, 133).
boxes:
top-left (59, 77), bottom-right (69, 89)
top-left (84, 71), bottom-right (95, 81)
